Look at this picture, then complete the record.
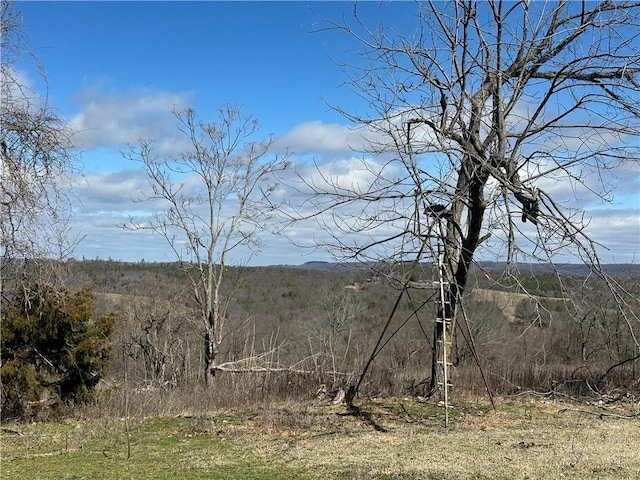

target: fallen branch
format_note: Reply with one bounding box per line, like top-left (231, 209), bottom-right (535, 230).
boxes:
top-left (598, 353), bottom-right (640, 384)
top-left (212, 363), bottom-right (352, 377)
top-left (212, 351), bottom-right (354, 377)
top-left (211, 359), bottom-right (353, 377)
top-left (558, 408), bottom-right (640, 420)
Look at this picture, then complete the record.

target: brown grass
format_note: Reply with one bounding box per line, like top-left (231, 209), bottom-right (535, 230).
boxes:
top-left (224, 395), bottom-right (640, 479)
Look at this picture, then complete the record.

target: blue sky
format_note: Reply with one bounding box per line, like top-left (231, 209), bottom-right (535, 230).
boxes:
top-left (19, 1), bottom-right (401, 137)
top-left (13, 1), bottom-right (640, 265)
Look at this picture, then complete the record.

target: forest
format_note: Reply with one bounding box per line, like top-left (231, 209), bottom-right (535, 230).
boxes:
top-left (5, 257), bottom-right (637, 421)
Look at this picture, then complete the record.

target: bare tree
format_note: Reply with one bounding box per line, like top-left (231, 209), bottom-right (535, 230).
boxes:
top-left (307, 284), bottom-right (364, 384)
top-left (123, 293), bottom-right (192, 387)
top-left (123, 105), bottom-right (289, 386)
top-left (1, 1), bottom-right (77, 301)
top-left (291, 1), bottom-right (640, 393)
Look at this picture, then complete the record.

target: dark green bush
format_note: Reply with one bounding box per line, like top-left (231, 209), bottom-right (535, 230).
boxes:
top-left (1, 286), bottom-right (117, 420)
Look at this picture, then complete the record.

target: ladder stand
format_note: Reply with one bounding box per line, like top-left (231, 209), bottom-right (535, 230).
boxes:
top-left (434, 226), bottom-right (453, 427)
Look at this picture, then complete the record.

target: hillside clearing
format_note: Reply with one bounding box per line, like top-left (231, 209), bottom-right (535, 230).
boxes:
top-left (469, 288), bottom-right (567, 324)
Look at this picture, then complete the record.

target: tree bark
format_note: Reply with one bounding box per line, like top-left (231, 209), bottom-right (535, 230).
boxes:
top-left (204, 325), bottom-right (217, 387)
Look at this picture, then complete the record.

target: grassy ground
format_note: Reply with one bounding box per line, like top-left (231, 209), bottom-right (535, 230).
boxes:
top-left (2, 396), bottom-right (639, 479)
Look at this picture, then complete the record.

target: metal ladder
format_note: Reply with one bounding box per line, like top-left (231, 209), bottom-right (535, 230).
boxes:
top-left (435, 239), bottom-right (453, 427)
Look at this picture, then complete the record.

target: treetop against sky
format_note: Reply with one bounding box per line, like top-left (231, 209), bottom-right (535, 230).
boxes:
top-left (12, 1), bottom-right (640, 265)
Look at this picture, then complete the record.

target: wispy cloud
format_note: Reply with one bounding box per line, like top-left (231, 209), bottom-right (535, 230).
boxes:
top-left (69, 86), bottom-right (192, 153)
top-left (274, 120), bottom-right (374, 154)
top-left (68, 109), bottom-right (639, 265)
top-left (73, 170), bottom-right (154, 212)
top-left (586, 208), bottom-right (640, 262)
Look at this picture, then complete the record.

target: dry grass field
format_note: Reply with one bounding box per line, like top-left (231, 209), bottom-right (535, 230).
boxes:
top-left (2, 395), bottom-right (639, 479)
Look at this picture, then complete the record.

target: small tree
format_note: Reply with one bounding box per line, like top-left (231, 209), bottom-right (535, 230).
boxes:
top-left (1, 286), bottom-right (117, 419)
top-left (124, 105), bottom-right (289, 386)
top-left (293, 1), bottom-right (640, 394)
top-left (307, 284), bottom-right (364, 383)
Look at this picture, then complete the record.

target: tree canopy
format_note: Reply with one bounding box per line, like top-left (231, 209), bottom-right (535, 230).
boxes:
top-left (288, 0), bottom-right (640, 394)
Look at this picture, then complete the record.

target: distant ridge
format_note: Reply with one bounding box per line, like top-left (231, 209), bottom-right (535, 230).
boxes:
top-left (470, 262), bottom-right (640, 277)
top-left (293, 261), bottom-right (640, 277)
top-left (295, 261), bottom-right (359, 272)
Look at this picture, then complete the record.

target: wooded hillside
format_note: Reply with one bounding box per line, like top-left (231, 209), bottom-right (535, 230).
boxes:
top-left (54, 259), bottom-right (639, 418)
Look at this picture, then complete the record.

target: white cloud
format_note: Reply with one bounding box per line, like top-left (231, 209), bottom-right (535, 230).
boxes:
top-left (69, 86), bottom-right (192, 153)
top-left (71, 169), bottom-right (171, 261)
top-left (584, 208), bottom-right (640, 262)
top-left (1, 66), bottom-right (38, 105)
top-left (273, 111), bottom-right (447, 158)
top-left (519, 156), bottom-right (639, 211)
top-left (273, 121), bottom-right (374, 154)
top-left (69, 164), bottom-right (639, 264)
top-left (305, 156), bottom-right (393, 191)
top-left (65, 104), bottom-right (639, 265)
top-left (73, 170), bottom-right (155, 212)
top-left (611, 160), bottom-right (640, 198)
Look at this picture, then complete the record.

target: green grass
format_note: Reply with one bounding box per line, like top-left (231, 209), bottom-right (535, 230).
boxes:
top-left (1, 416), bottom-right (310, 480)
top-left (2, 397), bottom-right (639, 479)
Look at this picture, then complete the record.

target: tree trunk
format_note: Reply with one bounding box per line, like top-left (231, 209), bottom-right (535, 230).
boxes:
top-left (204, 322), bottom-right (218, 387)
top-left (429, 167), bottom-right (488, 394)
